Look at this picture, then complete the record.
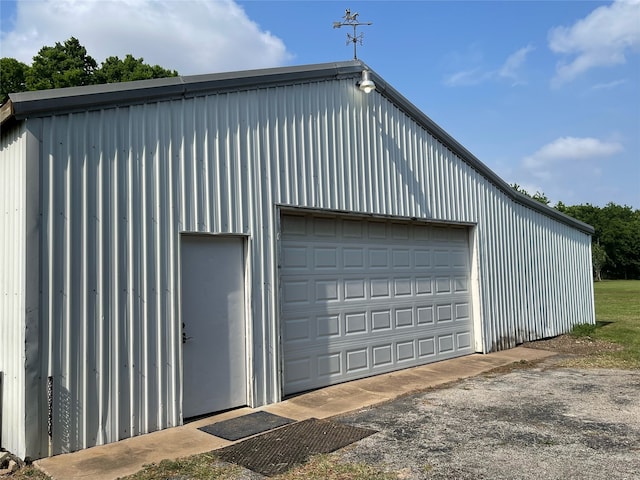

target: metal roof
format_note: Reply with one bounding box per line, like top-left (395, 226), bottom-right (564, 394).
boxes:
top-left (0, 60), bottom-right (594, 234)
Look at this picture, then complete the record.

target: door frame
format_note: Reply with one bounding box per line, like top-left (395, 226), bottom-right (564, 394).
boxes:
top-left (178, 232), bottom-right (252, 420)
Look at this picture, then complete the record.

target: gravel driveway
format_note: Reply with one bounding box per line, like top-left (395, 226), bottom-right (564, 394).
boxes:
top-left (337, 359), bottom-right (640, 480)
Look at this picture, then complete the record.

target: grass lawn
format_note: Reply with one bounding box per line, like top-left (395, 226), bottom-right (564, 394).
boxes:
top-left (571, 280), bottom-right (640, 368)
top-left (115, 453), bottom-right (396, 480)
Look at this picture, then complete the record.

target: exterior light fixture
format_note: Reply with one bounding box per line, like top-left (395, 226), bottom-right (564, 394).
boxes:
top-left (358, 70), bottom-right (375, 93)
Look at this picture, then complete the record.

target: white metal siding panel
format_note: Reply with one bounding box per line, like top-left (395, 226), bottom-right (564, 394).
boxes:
top-left (32, 75), bottom-right (594, 455)
top-left (0, 123), bottom-right (27, 457)
top-left (40, 108), bottom-right (182, 454)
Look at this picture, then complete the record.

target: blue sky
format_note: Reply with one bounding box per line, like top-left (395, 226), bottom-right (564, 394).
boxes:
top-left (1, 0), bottom-right (639, 207)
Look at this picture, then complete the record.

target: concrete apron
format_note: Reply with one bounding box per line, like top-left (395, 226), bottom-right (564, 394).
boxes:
top-left (35, 347), bottom-right (555, 480)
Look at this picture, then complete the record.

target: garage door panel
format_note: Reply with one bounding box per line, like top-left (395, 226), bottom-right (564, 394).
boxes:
top-left (432, 226), bottom-right (450, 242)
top-left (284, 357), bottom-right (311, 384)
top-left (438, 334), bottom-right (455, 353)
top-left (372, 310), bottom-right (392, 331)
top-left (282, 275), bottom-right (464, 305)
top-left (284, 321), bottom-right (471, 354)
top-left (281, 214), bottom-right (474, 395)
top-left (396, 340), bottom-right (416, 362)
top-left (395, 308), bottom-right (414, 328)
top-left (457, 331), bottom-right (472, 350)
top-left (434, 249), bottom-right (451, 268)
top-left (392, 249), bottom-right (411, 268)
top-left (346, 348), bottom-right (369, 372)
top-left (436, 304), bottom-right (453, 323)
top-left (455, 303), bottom-right (470, 320)
top-left (315, 280), bottom-right (339, 302)
top-left (454, 276), bottom-right (469, 293)
top-left (282, 246), bottom-right (309, 269)
top-left (284, 328), bottom-right (474, 392)
top-left (289, 301), bottom-right (463, 333)
top-left (418, 337), bottom-right (436, 357)
top-left (318, 353), bottom-right (341, 377)
top-left (417, 305), bottom-right (434, 325)
top-left (282, 279), bottom-right (310, 304)
top-left (343, 219), bottom-right (364, 237)
top-left (344, 248), bottom-right (365, 268)
top-left (449, 227), bottom-right (468, 243)
top-left (368, 248), bottom-right (389, 268)
top-left (344, 279), bottom-right (366, 300)
top-left (416, 277), bottom-right (433, 295)
top-left (284, 300), bottom-right (466, 332)
top-left (283, 317), bottom-right (310, 343)
top-left (282, 308), bottom-right (473, 347)
top-left (373, 344), bottom-right (393, 366)
top-left (414, 250), bottom-right (432, 268)
top-left (435, 277), bottom-right (452, 293)
top-left (314, 217), bottom-right (337, 236)
top-left (318, 314), bottom-right (341, 337)
top-left (345, 311), bottom-right (368, 335)
top-left (370, 278), bottom-right (391, 298)
top-left (314, 247), bottom-right (338, 269)
top-left (394, 278), bottom-right (412, 296)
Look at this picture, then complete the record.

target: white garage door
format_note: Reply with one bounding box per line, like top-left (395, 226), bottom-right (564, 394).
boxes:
top-left (280, 213), bottom-right (475, 395)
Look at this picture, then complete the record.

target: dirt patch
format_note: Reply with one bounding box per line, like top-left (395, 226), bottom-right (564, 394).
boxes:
top-left (524, 334), bottom-right (623, 355)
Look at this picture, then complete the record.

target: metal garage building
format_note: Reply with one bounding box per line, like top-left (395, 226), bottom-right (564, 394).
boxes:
top-left (0, 61), bottom-right (595, 459)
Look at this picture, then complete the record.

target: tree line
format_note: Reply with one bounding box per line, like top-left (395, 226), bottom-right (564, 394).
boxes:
top-left (513, 185), bottom-right (640, 280)
top-left (2, 38), bottom-right (637, 281)
top-left (1, 37), bottom-right (177, 104)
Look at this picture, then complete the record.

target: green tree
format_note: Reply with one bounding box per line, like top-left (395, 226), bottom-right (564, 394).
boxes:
top-left (511, 184), bottom-right (550, 205)
top-left (557, 202), bottom-right (640, 279)
top-left (26, 37), bottom-right (98, 90)
top-left (598, 203), bottom-right (640, 279)
top-left (0, 57), bottom-right (29, 103)
top-left (1, 37), bottom-right (180, 106)
top-left (95, 54), bottom-right (177, 83)
top-left (591, 242), bottom-right (608, 282)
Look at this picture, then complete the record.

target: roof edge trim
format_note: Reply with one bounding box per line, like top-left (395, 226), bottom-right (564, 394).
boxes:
top-left (2, 61), bottom-right (364, 123)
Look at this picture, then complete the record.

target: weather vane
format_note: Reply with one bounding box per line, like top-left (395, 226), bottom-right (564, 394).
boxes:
top-left (333, 8), bottom-right (372, 60)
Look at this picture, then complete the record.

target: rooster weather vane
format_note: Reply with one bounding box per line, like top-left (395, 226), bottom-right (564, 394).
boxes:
top-left (333, 9), bottom-right (372, 60)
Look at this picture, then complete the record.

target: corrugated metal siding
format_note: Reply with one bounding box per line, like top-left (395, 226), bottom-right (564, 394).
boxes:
top-left (0, 123), bottom-right (27, 457)
top-left (29, 76), bottom-right (593, 455)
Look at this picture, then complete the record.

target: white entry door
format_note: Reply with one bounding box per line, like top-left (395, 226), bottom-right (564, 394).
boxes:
top-left (181, 235), bottom-right (247, 418)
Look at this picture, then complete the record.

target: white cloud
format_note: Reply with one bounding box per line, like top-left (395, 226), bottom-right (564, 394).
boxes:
top-left (590, 79), bottom-right (628, 91)
top-left (511, 137), bottom-right (623, 205)
top-left (444, 45), bottom-right (534, 87)
top-left (443, 67), bottom-right (492, 87)
top-left (549, 0), bottom-right (640, 87)
top-left (0, 0), bottom-right (291, 75)
top-left (523, 136), bottom-right (623, 171)
top-left (498, 44), bottom-right (535, 84)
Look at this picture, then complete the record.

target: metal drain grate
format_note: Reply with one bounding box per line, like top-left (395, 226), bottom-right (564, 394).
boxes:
top-left (215, 417), bottom-right (376, 476)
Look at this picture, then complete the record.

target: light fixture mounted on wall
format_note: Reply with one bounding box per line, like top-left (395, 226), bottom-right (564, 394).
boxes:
top-left (358, 70), bottom-right (375, 93)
